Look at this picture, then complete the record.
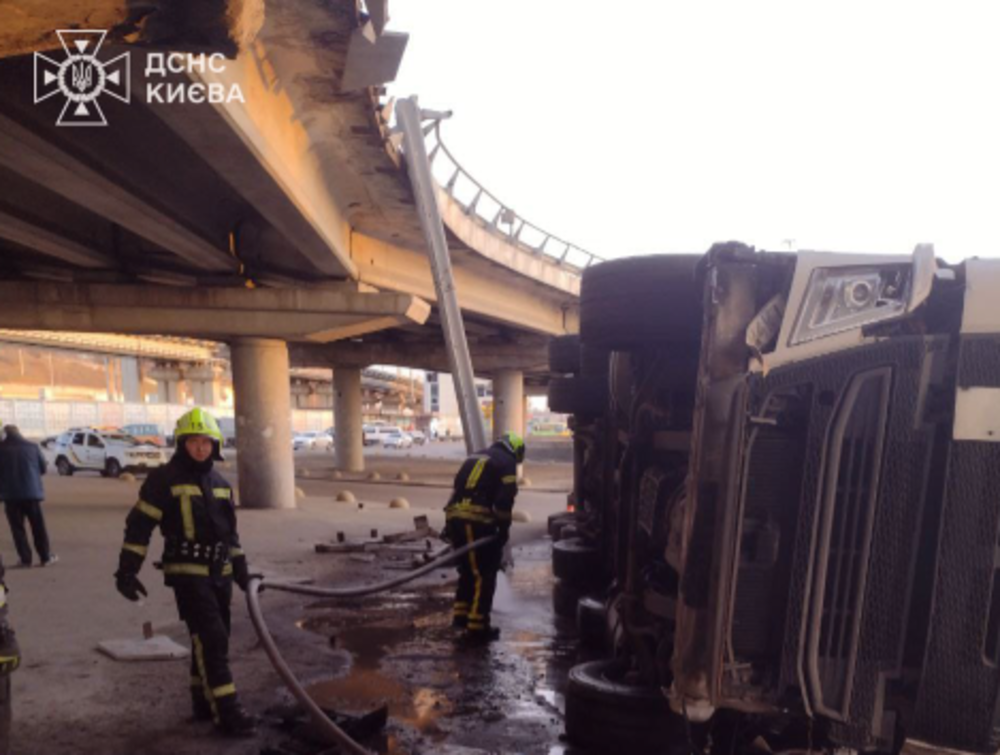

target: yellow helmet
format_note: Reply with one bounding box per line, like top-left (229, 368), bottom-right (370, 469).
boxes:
top-left (174, 408), bottom-right (225, 460)
top-left (496, 432), bottom-right (525, 464)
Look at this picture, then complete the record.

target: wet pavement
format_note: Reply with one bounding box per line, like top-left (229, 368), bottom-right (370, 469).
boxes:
top-left (295, 539), bottom-right (588, 754)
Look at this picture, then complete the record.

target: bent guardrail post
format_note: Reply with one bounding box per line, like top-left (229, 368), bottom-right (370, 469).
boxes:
top-left (395, 96), bottom-right (489, 453)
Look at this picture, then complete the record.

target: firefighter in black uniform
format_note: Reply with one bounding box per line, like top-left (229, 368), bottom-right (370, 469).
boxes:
top-left (445, 432), bottom-right (525, 642)
top-left (113, 408), bottom-right (258, 737)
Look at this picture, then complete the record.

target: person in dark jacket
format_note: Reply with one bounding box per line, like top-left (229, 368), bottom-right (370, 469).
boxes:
top-left (444, 432), bottom-right (525, 642)
top-left (114, 408), bottom-right (258, 737)
top-left (0, 426), bottom-right (56, 568)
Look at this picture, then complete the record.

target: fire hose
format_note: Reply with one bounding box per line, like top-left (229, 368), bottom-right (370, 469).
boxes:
top-left (245, 535), bottom-right (499, 755)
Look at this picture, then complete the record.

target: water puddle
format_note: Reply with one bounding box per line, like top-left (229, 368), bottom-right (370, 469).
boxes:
top-left (295, 540), bottom-right (584, 754)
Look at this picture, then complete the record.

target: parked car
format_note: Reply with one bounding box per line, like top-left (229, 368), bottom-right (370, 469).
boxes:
top-left (552, 243), bottom-right (1000, 755)
top-left (120, 423), bottom-right (166, 446)
top-left (292, 431), bottom-right (333, 451)
top-left (53, 428), bottom-right (167, 478)
top-left (362, 423), bottom-right (395, 446)
top-left (382, 429), bottom-right (413, 449)
top-left (408, 430), bottom-right (427, 445)
top-left (216, 417), bottom-right (237, 448)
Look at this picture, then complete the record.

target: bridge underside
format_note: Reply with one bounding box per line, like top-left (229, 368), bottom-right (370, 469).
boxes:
top-left (0, 0), bottom-right (581, 506)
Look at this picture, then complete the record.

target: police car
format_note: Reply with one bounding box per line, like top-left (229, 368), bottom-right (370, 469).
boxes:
top-left (52, 428), bottom-right (168, 478)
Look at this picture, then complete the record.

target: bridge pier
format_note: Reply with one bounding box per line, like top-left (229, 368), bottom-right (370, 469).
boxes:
top-left (231, 338), bottom-right (296, 510)
top-left (493, 369), bottom-right (525, 440)
top-left (333, 366), bottom-right (364, 472)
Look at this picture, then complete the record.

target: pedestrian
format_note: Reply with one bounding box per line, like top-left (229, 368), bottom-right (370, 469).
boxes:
top-left (444, 432), bottom-right (525, 642)
top-left (113, 408), bottom-right (258, 737)
top-left (0, 426), bottom-right (56, 568)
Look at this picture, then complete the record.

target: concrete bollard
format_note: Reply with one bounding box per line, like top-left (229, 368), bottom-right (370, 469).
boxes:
top-left (335, 491), bottom-right (356, 504)
top-left (367, 471), bottom-right (382, 482)
top-left (396, 472), bottom-right (410, 482)
top-left (512, 510), bottom-right (532, 523)
top-left (517, 477), bottom-right (531, 487)
top-left (331, 471), bottom-right (343, 480)
top-left (389, 498), bottom-right (410, 510)
top-left (119, 472), bottom-right (137, 483)
top-left (294, 486), bottom-right (306, 500)
top-left (299, 468), bottom-right (311, 479)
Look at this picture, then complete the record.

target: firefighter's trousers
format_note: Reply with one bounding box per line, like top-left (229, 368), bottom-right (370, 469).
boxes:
top-left (173, 576), bottom-right (238, 721)
top-left (448, 520), bottom-right (503, 632)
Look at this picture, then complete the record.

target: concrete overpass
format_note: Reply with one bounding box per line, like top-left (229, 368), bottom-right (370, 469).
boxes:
top-left (0, 0), bottom-right (592, 507)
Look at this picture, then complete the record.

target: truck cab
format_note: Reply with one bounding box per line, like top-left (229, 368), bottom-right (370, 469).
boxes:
top-left (552, 243), bottom-right (1000, 755)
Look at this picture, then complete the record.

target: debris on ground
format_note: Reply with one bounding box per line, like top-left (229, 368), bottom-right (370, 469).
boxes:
top-left (96, 634), bottom-right (189, 661)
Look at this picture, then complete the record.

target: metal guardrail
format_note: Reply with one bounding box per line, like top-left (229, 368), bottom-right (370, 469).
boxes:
top-left (425, 121), bottom-right (603, 273)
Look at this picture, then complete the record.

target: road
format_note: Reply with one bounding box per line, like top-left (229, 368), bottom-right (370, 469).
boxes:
top-left (0, 445), bottom-right (587, 754)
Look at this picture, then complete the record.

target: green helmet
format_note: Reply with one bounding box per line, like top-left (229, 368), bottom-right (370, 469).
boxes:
top-left (496, 432), bottom-right (525, 464)
top-left (174, 407), bottom-right (225, 460)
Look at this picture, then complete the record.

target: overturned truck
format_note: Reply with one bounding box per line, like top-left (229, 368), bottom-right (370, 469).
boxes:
top-left (549, 242), bottom-right (1000, 755)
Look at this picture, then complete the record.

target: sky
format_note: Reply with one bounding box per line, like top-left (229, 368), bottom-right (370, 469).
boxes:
top-left (386, 1), bottom-right (1000, 263)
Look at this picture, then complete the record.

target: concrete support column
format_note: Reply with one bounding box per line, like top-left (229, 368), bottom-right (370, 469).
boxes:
top-left (121, 358), bottom-right (142, 403)
top-left (231, 339), bottom-right (295, 510)
top-left (333, 367), bottom-right (364, 472)
top-left (493, 370), bottom-right (524, 440)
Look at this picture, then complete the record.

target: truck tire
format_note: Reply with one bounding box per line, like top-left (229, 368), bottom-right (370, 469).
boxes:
top-left (565, 660), bottom-right (676, 753)
top-left (548, 376), bottom-right (607, 416)
top-left (579, 343), bottom-right (610, 378)
top-left (580, 255), bottom-right (703, 350)
top-left (576, 596), bottom-right (608, 651)
top-left (552, 579), bottom-right (583, 619)
top-left (548, 335), bottom-right (581, 374)
top-left (553, 537), bottom-right (601, 584)
top-left (547, 511), bottom-right (576, 539)
top-left (55, 457), bottom-right (74, 477)
top-left (104, 458), bottom-right (122, 479)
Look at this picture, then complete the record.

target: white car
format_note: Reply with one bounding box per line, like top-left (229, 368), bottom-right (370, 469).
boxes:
top-left (293, 431), bottom-right (333, 451)
top-left (363, 424), bottom-right (395, 446)
top-left (408, 430), bottom-right (427, 446)
top-left (53, 428), bottom-right (167, 478)
top-left (382, 429), bottom-right (413, 449)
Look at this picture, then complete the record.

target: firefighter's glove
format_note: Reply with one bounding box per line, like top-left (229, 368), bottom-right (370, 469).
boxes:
top-left (115, 571), bottom-right (147, 602)
top-left (231, 555), bottom-right (261, 593)
top-left (500, 544), bottom-right (515, 573)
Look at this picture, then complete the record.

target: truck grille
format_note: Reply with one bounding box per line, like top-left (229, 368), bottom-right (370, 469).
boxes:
top-left (806, 368), bottom-right (892, 719)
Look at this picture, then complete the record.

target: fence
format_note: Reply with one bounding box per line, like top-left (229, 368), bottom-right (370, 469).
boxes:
top-left (0, 399), bottom-right (336, 439)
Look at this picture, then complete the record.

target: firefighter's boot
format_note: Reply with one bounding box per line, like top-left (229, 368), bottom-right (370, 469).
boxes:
top-left (464, 626), bottom-right (501, 644)
top-left (216, 698), bottom-right (257, 737)
top-left (191, 693), bottom-right (213, 722)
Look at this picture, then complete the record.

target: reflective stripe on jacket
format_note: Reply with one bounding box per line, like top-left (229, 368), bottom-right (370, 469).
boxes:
top-left (120, 454), bottom-right (243, 580)
top-left (444, 445), bottom-right (518, 526)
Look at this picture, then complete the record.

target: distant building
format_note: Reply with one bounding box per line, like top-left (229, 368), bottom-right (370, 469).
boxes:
top-left (423, 371), bottom-right (492, 440)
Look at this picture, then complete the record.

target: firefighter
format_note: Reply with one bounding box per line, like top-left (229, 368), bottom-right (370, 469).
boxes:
top-left (445, 432), bottom-right (525, 642)
top-left (113, 408), bottom-right (258, 737)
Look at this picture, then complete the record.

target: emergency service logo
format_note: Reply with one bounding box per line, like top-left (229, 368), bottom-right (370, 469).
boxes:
top-left (33, 30), bottom-right (130, 127)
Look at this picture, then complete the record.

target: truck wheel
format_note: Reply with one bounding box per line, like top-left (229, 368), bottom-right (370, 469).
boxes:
top-left (549, 335), bottom-right (581, 374)
top-left (548, 376), bottom-right (607, 416)
top-left (565, 660), bottom-right (677, 753)
top-left (576, 597), bottom-right (608, 650)
top-left (580, 255), bottom-right (703, 350)
top-left (579, 343), bottom-right (610, 378)
top-left (547, 511), bottom-right (576, 539)
top-left (552, 579), bottom-right (582, 619)
top-left (104, 459), bottom-right (122, 479)
top-left (55, 457), bottom-right (74, 477)
top-left (553, 537), bottom-right (601, 584)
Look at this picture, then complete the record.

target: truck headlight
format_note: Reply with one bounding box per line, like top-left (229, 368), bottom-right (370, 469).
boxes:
top-left (789, 264), bottom-right (911, 345)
